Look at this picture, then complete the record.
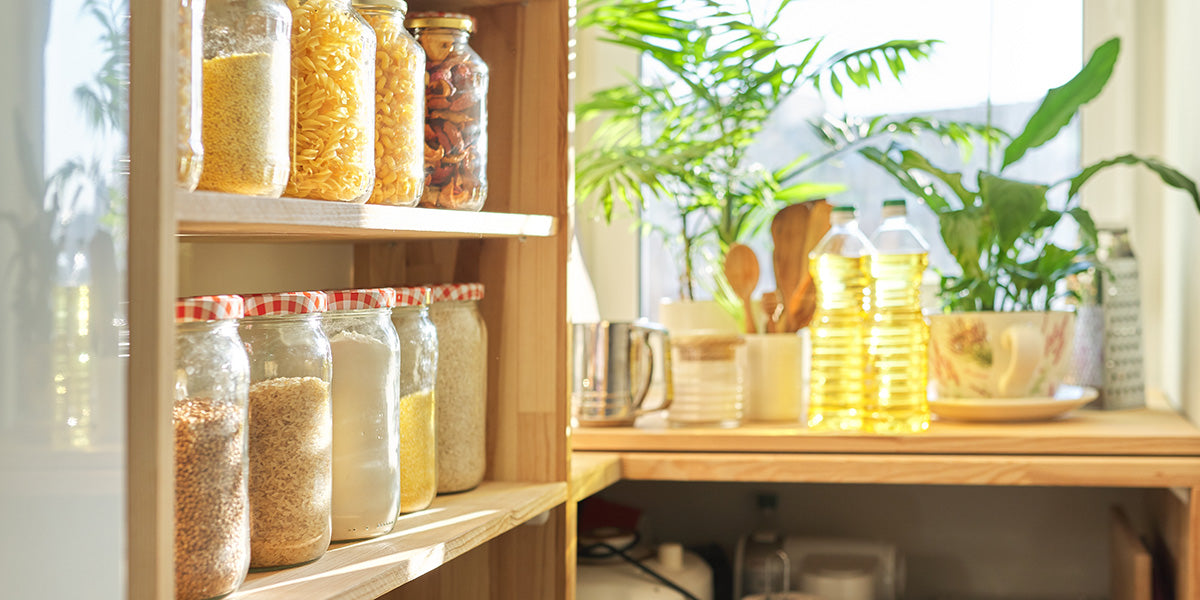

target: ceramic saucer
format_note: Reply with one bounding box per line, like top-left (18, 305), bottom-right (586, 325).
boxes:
top-left (929, 384), bottom-right (1099, 423)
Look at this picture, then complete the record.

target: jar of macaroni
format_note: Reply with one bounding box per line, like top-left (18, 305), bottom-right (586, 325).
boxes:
top-left (198, 0), bottom-right (292, 197)
top-left (285, 0), bottom-right (376, 203)
top-left (239, 291), bottom-right (333, 570)
top-left (354, 0), bottom-right (425, 206)
top-left (390, 286), bottom-right (438, 513)
top-left (407, 12), bottom-right (488, 211)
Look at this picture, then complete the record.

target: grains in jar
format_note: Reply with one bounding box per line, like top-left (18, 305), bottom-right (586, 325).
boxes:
top-left (426, 283), bottom-right (486, 493)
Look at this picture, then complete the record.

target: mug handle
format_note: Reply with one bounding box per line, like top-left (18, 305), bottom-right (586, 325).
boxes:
top-left (996, 325), bottom-right (1044, 397)
top-left (633, 325), bottom-right (672, 415)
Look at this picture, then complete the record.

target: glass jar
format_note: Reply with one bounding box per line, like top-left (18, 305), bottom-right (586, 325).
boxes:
top-left (427, 283), bottom-right (486, 492)
top-left (390, 286), bottom-right (438, 513)
top-left (321, 288), bottom-right (401, 541)
top-left (178, 0), bottom-right (204, 191)
top-left (285, 0), bottom-right (376, 203)
top-left (355, 0), bottom-right (425, 206)
top-left (407, 12), bottom-right (488, 211)
top-left (239, 291), bottom-right (333, 570)
top-left (173, 295), bottom-right (250, 600)
top-left (198, 0), bottom-right (292, 197)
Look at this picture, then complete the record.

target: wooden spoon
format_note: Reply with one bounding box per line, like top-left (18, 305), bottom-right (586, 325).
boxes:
top-left (724, 243), bottom-right (760, 334)
top-left (760, 290), bottom-right (782, 334)
top-left (770, 203), bottom-right (812, 332)
top-left (784, 199), bottom-right (833, 331)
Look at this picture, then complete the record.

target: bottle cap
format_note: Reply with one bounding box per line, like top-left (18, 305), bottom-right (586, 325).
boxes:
top-left (352, 0), bottom-right (407, 13)
top-left (175, 295), bottom-right (244, 322)
top-left (883, 198), bottom-right (906, 207)
top-left (406, 11), bottom-right (474, 32)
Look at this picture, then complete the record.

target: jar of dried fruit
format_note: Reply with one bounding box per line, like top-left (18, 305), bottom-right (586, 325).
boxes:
top-left (407, 12), bottom-right (488, 211)
top-left (238, 291), bottom-right (333, 570)
top-left (284, 0), bottom-right (376, 203)
top-left (321, 288), bottom-right (401, 542)
top-left (177, 0), bottom-right (204, 191)
top-left (354, 0), bottom-right (425, 206)
top-left (427, 283), bottom-right (487, 492)
top-left (173, 295), bottom-right (250, 600)
top-left (390, 286), bottom-right (438, 513)
top-left (198, 0), bottom-right (292, 197)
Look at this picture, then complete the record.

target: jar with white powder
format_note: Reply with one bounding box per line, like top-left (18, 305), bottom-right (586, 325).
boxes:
top-left (428, 283), bottom-right (487, 493)
top-left (322, 288), bottom-right (402, 541)
top-left (391, 286), bottom-right (437, 513)
top-left (239, 291), bottom-right (333, 570)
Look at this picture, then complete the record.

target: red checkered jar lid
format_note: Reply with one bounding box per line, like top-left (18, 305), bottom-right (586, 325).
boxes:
top-left (175, 295), bottom-right (245, 323)
top-left (241, 291), bottom-right (329, 316)
top-left (429, 283), bottom-right (484, 303)
top-left (393, 286), bottom-right (432, 307)
top-left (326, 288), bottom-right (397, 311)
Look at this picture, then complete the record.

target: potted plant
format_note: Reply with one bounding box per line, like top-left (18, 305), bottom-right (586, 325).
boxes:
top-left (828, 37), bottom-right (1199, 400)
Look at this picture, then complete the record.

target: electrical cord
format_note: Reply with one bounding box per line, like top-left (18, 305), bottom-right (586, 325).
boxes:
top-left (578, 531), bottom-right (702, 600)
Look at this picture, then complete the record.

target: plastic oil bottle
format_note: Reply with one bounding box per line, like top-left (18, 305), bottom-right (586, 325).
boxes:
top-left (868, 199), bottom-right (931, 433)
top-left (808, 205), bottom-right (874, 431)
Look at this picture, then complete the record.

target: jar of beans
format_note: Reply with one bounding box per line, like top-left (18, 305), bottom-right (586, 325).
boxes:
top-left (198, 0), bottom-right (292, 197)
top-left (407, 12), bottom-right (489, 211)
top-left (390, 286), bottom-right (438, 513)
top-left (173, 295), bottom-right (250, 600)
top-left (354, 0), bottom-right (425, 206)
top-left (239, 291), bottom-right (333, 570)
top-left (321, 288), bottom-right (401, 541)
top-left (177, 0), bottom-right (204, 191)
top-left (285, 0), bottom-right (376, 203)
top-left (427, 283), bottom-right (486, 493)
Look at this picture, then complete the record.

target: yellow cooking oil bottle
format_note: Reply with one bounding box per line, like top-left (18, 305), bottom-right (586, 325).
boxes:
top-left (808, 205), bottom-right (874, 431)
top-left (867, 199), bottom-right (931, 433)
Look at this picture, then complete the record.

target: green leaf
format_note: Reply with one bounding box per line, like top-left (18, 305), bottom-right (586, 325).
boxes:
top-left (1068, 154), bottom-right (1200, 214)
top-left (1002, 37), bottom-right (1120, 169)
top-left (898, 150), bottom-right (974, 207)
top-left (774, 181), bottom-right (846, 202)
top-left (979, 173), bottom-right (1047, 255)
top-left (1067, 206), bottom-right (1099, 251)
top-left (939, 208), bottom-right (987, 280)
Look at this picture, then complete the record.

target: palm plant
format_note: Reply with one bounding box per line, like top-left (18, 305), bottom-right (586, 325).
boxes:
top-left (575, 0), bottom-right (939, 300)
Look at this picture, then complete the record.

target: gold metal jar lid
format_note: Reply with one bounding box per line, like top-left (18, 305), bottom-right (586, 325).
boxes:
top-left (406, 11), bottom-right (474, 32)
top-left (352, 0), bottom-right (408, 12)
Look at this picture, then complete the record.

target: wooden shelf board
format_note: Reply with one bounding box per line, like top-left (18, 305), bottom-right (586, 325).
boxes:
top-left (612, 452), bottom-right (1200, 488)
top-left (573, 409), bottom-right (1200, 457)
top-left (569, 452), bottom-right (621, 501)
top-left (231, 481), bottom-right (566, 600)
top-left (177, 192), bottom-right (557, 242)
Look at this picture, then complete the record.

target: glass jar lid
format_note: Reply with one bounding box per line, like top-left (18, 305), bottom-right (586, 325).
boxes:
top-left (352, 0), bottom-right (407, 13)
top-left (326, 287), bottom-right (398, 311)
top-left (429, 282), bottom-right (485, 303)
top-left (393, 286), bottom-right (433, 307)
top-left (406, 11), bottom-right (474, 32)
top-left (176, 294), bottom-right (245, 322)
top-left (242, 291), bottom-right (329, 316)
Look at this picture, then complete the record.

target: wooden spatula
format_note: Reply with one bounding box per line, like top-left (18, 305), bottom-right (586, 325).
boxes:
top-left (770, 203), bottom-right (812, 331)
top-left (723, 243), bottom-right (760, 334)
top-left (784, 199), bottom-right (833, 331)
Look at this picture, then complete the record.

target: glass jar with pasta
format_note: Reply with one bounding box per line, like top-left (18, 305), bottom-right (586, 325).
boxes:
top-left (199, 0), bottom-right (292, 197)
top-left (354, 0), bottom-right (425, 206)
top-left (285, 0), bottom-right (376, 203)
top-left (407, 12), bottom-right (488, 211)
top-left (177, 0), bottom-right (204, 191)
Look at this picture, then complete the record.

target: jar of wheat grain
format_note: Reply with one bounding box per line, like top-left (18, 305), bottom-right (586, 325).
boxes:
top-left (390, 286), bottom-right (437, 512)
top-left (173, 295), bottom-right (250, 600)
top-left (239, 291), bottom-right (333, 570)
top-left (427, 283), bottom-right (486, 493)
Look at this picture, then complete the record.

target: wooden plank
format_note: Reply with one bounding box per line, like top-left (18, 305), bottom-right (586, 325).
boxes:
top-left (573, 409), bottom-right (1200, 457)
top-left (177, 192), bottom-right (556, 242)
top-left (231, 481), bottom-right (566, 600)
top-left (127, 0), bottom-right (177, 597)
top-left (1151, 487), bottom-right (1199, 600)
top-left (1110, 507), bottom-right (1152, 600)
top-left (616, 452), bottom-right (1200, 488)
top-left (570, 452), bottom-right (622, 502)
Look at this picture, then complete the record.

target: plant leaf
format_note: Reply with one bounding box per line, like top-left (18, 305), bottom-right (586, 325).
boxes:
top-left (1002, 37), bottom-right (1120, 169)
top-left (979, 173), bottom-right (1047, 255)
top-left (898, 150), bottom-right (974, 207)
top-left (1068, 153), bottom-right (1200, 214)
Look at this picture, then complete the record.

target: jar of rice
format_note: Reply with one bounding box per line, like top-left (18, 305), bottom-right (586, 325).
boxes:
top-left (173, 295), bottom-right (250, 600)
top-left (354, 0), bottom-right (425, 206)
top-left (390, 286), bottom-right (438, 513)
top-left (407, 12), bottom-right (489, 211)
top-left (198, 0), bottom-right (292, 197)
top-left (177, 0), bottom-right (204, 191)
top-left (427, 283), bottom-right (486, 493)
top-left (284, 0), bottom-right (377, 203)
top-left (238, 291), bottom-right (333, 570)
top-left (321, 288), bottom-right (402, 541)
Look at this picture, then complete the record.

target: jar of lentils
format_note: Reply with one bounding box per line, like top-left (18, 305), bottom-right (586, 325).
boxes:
top-left (427, 283), bottom-right (486, 493)
top-left (354, 0), bottom-right (425, 206)
top-left (407, 12), bottom-right (488, 210)
top-left (173, 295), bottom-right (250, 600)
top-left (239, 291), bottom-right (333, 570)
top-left (391, 286), bottom-right (438, 513)
top-left (285, 0), bottom-right (376, 203)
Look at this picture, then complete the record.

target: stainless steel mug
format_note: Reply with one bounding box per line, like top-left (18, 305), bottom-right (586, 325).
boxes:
top-left (571, 321), bottom-right (672, 426)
